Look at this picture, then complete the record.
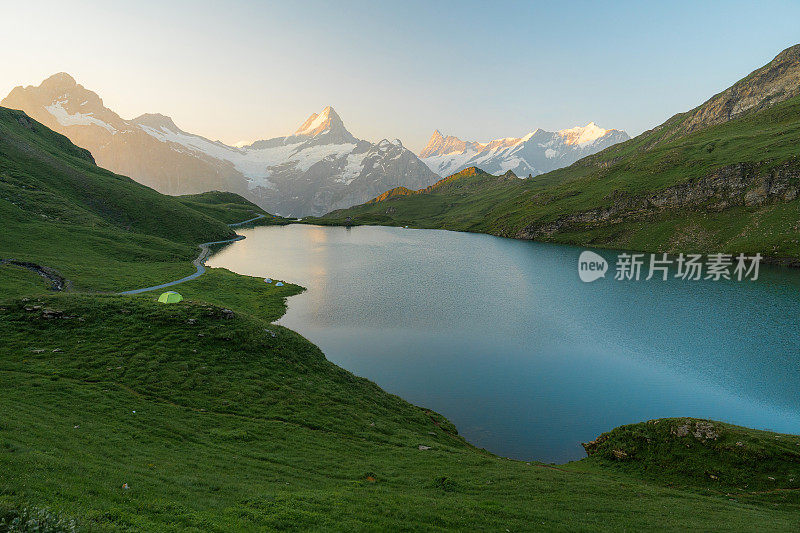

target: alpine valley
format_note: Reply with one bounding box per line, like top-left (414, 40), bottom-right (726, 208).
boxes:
top-left (3, 7), bottom-right (800, 528)
top-left (3, 100), bottom-right (800, 532)
top-left (1, 74), bottom-right (631, 218)
top-left (1, 74), bottom-right (438, 217)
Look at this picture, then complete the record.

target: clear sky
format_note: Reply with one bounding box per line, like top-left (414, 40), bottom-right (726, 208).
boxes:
top-left (2, 0), bottom-right (799, 152)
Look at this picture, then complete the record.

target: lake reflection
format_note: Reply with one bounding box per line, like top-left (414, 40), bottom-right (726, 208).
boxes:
top-left (208, 224), bottom-right (800, 462)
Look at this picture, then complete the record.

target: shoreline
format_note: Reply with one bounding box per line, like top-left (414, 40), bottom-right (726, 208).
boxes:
top-left (300, 218), bottom-right (800, 268)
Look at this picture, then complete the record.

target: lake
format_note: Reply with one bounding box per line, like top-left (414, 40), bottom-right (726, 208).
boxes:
top-left (207, 224), bottom-right (800, 463)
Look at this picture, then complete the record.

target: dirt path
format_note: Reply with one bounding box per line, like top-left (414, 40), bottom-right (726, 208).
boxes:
top-left (118, 214), bottom-right (263, 295)
top-left (227, 213), bottom-right (266, 227)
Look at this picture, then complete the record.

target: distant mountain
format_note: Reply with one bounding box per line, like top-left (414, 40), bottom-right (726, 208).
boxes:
top-left (419, 123), bottom-right (629, 177)
top-left (0, 105), bottom-right (237, 250)
top-left (320, 44), bottom-right (800, 261)
top-left (239, 106), bottom-right (439, 216)
top-left (1, 75), bottom-right (438, 217)
top-left (1, 74), bottom-right (248, 198)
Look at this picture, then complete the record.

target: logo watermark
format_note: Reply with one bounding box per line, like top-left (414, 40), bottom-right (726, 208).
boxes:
top-left (578, 252), bottom-right (761, 282)
top-left (578, 251), bottom-right (608, 282)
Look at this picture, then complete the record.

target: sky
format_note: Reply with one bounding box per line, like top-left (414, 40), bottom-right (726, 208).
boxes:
top-left (1, 0), bottom-right (799, 153)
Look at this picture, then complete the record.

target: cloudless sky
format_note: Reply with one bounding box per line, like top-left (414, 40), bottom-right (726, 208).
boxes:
top-left (1, 0), bottom-right (799, 152)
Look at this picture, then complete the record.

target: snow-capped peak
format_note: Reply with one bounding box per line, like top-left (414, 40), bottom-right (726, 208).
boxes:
top-left (2, 73), bottom-right (438, 219)
top-left (377, 138), bottom-right (404, 148)
top-left (290, 105), bottom-right (356, 145)
top-left (419, 123), bottom-right (629, 178)
top-left (520, 129), bottom-right (542, 142)
top-left (295, 106), bottom-right (340, 136)
top-left (557, 122), bottom-right (609, 146)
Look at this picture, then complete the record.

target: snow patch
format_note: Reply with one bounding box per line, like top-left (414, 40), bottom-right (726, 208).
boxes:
top-left (337, 151), bottom-right (370, 184)
top-left (45, 101), bottom-right (117, 134)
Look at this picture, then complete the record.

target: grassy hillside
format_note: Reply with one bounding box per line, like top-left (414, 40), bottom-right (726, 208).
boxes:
top-left (0, 108), bottom-right (236, 243)
top-left (176, 191), bottom-right (289, 226)
top-left (581, 418), bottom-right (800, 494)
top-left (3, 294), bottom-right (800, 531)
top-left (2, 107), bottom-right (800, 530)
top-left (0, 107), bottom-right (249, 292)
top-left (316, 46), bottom-right (800, 261)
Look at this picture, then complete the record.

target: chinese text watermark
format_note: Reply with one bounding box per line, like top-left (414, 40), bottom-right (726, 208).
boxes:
top-left (578, 251), bottom-right (761, 283)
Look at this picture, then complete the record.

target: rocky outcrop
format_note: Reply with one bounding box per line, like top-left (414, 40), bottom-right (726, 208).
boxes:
top-left (0, 259), bottom-right (68, 291)
top-left (581, 434), bottom-right (608, 455)
top-left (517, 159), bottom-right (800, 239)
top-left (639, 45), bottom-right (800, 150)
top-left (671, 420), bottom-right (720, 440)
top-left (676, 45), bottom-right (800, 137)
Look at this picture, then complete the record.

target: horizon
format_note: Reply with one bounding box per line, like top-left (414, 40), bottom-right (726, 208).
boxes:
top-left (2, 1), bottom-right (799, 152)
top-left (8, 70), bottom-right (628, 151)
top-left (0, 0), bottom-right (800, 153)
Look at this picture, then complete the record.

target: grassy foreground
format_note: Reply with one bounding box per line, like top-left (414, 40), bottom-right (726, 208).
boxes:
top-left (2, 106), bottom-right (800, 530)
top-left (3, 293), bottom-right (800, 531)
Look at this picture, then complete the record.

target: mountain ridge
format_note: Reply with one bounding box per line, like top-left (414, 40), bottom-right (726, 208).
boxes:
top-left (419, 123), bottom-right (629, 177)
top-left (317, 44), bottom-right (800, 262)
top-left (1, 76), bottom-right (438, 217)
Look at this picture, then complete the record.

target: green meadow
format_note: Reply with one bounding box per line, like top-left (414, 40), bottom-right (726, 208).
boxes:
top-left (2, 105), bottom-right (800, 530)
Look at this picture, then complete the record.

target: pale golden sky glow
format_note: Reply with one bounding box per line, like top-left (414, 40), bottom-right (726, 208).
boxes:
top-left (2, 0), bottom-right (799, 152)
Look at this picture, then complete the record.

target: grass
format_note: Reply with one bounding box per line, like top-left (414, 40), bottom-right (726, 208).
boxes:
top-left (0, 263), bottom-right (51, 300)
top-left (176, 191), bottom-right (291, 227)
top-left (580, 418), bottom-right (800, 495)
top-left (2, 105), bottom-right (800, 530)
top-left (2, 296), bottom-right (800, 531)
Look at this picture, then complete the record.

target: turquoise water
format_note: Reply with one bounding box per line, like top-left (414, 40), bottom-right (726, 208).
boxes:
top-left (207, 224), bottom-right (800, 462)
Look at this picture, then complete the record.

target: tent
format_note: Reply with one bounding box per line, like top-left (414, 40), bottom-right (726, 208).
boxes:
top-left (264, 278), bottom-right (272, 284)
top-left (275, 282), bottom-right (284, 287)
top-left (158, 291), bottom-right (183, 303)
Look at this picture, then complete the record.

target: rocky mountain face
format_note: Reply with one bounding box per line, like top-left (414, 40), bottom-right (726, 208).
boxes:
top-left (2, 75), bottom-right (438, 217)
top-left (419, 123), bottom-right (629, 177)
top-left (511, 44), bottom-right (800, 245)
top-left (660, 44), bottom-right (800, 139)
top-left (1, 74), bottom-right (247, 197)
top-left (322, 44), bottom-right (800, 261)
top-left (240, 107), bottom-right (438, 216)
top-left (517, 159), bottom-right (800, 241)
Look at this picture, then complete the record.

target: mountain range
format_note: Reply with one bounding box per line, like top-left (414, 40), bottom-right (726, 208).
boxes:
top-left (321, 44), bottom-right (800, 262)
top-left (3, 102), bottom-right (798, 530)
top-left (4, 43), bottom-right (800, 531)
top-left (2, 74), bottom-right (631, 217)
top-left (1, 75), bottom-right (438, 217)
top-left (419, 123), bottom-right (629, 177)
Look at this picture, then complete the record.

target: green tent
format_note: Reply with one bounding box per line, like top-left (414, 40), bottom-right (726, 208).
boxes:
top-left (158, 291), bottom-right (183, 303)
